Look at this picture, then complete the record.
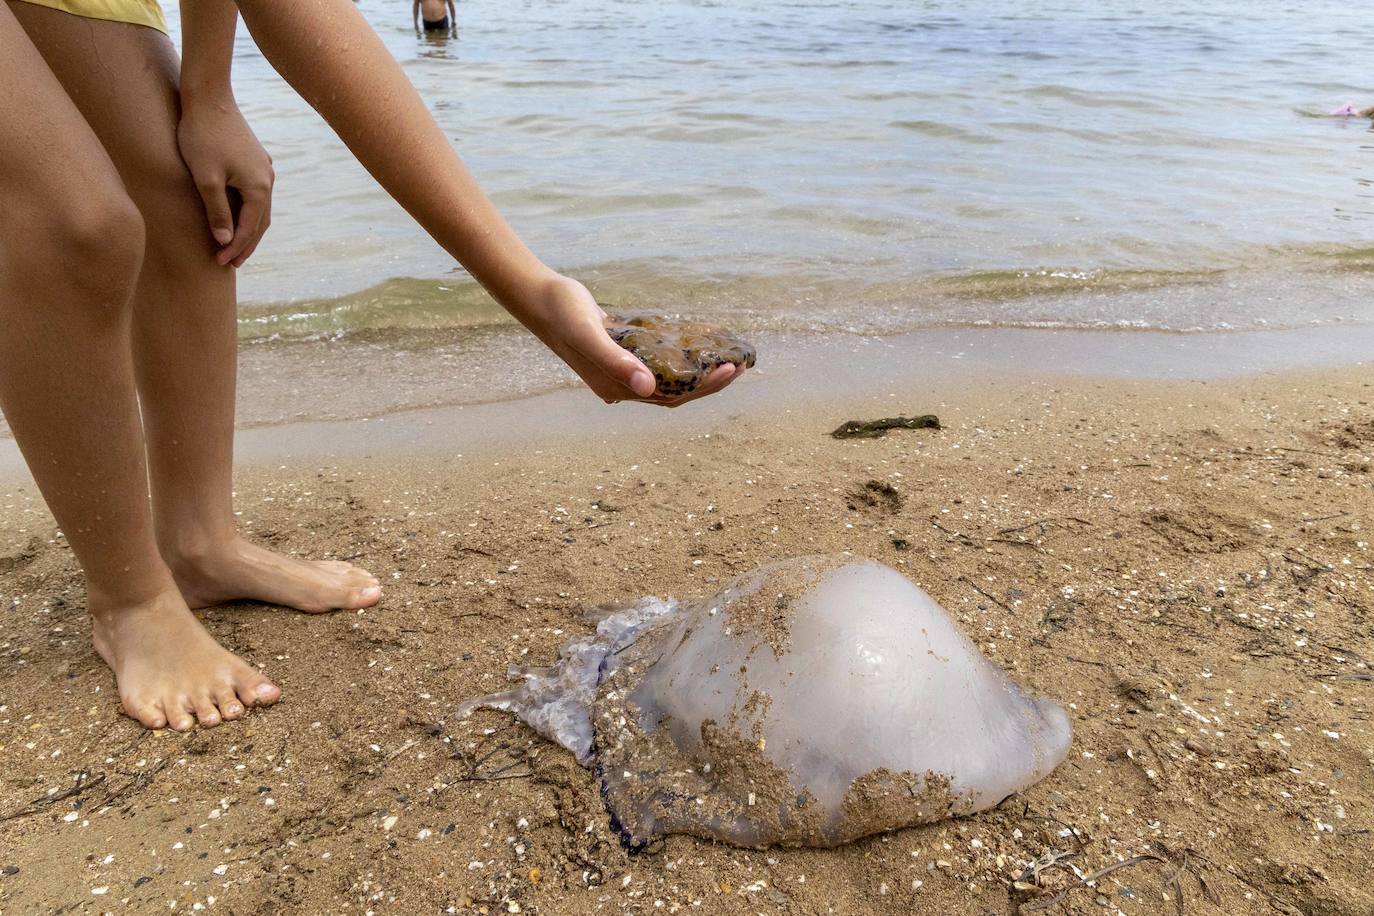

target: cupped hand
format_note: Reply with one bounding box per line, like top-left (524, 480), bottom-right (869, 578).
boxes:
top-left (527, 275), bottom-right (745, 407)
top-left (176, 101), bottom-right (275, 267)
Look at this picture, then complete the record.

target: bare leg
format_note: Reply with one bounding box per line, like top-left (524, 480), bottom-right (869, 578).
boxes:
top-left (14, 4), bottom-right (381, 614)
top-left (4, 2), bottom-right (278, 729)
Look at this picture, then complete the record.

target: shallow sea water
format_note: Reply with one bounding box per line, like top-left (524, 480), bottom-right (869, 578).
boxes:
top-left (166, 1), bottom-right (1374, 411)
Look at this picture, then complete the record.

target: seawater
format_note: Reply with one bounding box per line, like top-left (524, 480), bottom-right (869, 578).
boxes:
top-left (165, 1), bottom-right (1374, 409)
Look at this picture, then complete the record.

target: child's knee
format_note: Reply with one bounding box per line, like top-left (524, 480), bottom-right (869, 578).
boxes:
top-left (21, 189), bottom-right (147, 306)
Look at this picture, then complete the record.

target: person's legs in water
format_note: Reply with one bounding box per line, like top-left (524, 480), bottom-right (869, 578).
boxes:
top-left (12, 2), bottom-right (383, 616)
top-left (0, 1), bottom-right (278, 730)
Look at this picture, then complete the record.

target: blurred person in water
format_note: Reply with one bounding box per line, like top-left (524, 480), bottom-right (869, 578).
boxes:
top-left (413, 0), bottom-right (455, 37)
top-left (0, 0), bottom-right (743, 731)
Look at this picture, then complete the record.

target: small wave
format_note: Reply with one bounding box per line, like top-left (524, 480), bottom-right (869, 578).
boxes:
top-left (999, 50), bottom-right (1058, 61)
top-left (932, 267), bottom-right (1219, 300)
top-left (497, 79), bottom-right (607, 89)
top-left (639, 125), bottom-right (770, 143)
top-left (890, 120), bottom-right (1000, 144)
top-left (1016, 84), bottom-right (1169, 111)
top-left (237, 246), bottom-right (1374, 344)
top-left (677, 109), bottom-right (788, 126)
top-left (489, 188), bottom-right (703, 214)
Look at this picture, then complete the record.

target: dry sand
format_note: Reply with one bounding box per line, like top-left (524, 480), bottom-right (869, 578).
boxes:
top-left (0, 366), bottom-right (1371, 915)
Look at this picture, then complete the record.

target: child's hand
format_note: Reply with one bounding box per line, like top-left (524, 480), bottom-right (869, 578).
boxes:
top-left (527, 276), bottom-right (743, 407)
top-left (176, 101), bottom-right (275, 268)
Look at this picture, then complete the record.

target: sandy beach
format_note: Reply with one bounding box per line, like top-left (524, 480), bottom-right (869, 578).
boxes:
top-left (1, 352), bottom-right (1370, 915)
top-left (1, 0), bottom-right (1371, 911)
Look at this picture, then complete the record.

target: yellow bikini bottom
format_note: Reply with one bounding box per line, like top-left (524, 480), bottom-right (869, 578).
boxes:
top-left (11, 0), bottom-right (167, 34)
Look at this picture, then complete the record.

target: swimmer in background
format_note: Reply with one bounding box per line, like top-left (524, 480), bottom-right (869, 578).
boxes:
top-left (414, 0), bottom-right (455, 38)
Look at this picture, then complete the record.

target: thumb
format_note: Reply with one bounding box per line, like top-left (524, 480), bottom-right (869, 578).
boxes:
top-left (574, 321), bottom-right (656, 397)
top-left (196, 179), bottom-right (235, 247)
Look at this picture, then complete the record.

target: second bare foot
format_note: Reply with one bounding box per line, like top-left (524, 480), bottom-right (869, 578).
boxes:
top-left (169, 536), bottom-right (381, 613)
top-left (91, 586), bottom-right (281, 730)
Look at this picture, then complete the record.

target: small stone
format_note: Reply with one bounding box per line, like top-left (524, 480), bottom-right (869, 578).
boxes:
top-left (1185, 737), bottom-right (1215, 757)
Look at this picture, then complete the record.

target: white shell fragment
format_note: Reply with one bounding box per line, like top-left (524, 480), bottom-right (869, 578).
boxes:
top-left (458, 556), bottom-right (1072, 848)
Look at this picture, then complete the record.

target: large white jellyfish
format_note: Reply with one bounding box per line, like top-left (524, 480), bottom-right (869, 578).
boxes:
top-left (458, 557), bottom-right (1072, 848)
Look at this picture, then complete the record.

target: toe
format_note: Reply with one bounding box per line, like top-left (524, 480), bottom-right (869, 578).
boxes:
top-left (215, 687), bottom-right (245, 721)
top-left (237, 673), bottom-right (281, 708)
top-left (124, 697), bottom-right (167, 730)
top-left (168, 699), bottom-right (196, 732)
top-left (339, 562), bottom-right (376, 580)
top-left (350, 583), bottom-right (382, 608)
top-left (192, 695), bottom-right (222, 728)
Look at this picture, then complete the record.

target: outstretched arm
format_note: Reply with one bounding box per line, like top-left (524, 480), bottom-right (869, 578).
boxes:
top-left (412, 0), bottom-right (420, 34)
top-left (233, 0), bottom-right (740, 405)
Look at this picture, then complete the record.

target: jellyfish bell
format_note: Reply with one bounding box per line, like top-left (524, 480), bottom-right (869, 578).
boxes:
top-left (601, 312), bottom-right (756, 397)
top-left (458, 556), bottom-right (1072, 849)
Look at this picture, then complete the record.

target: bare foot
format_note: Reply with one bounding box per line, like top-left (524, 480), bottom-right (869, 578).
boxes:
top-left (169, 536), bottom-right (381, 613)
top-left (91, 587), bottom-right (280, 730)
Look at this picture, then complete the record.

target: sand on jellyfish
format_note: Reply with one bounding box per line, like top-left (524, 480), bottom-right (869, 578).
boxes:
top-left (458, 556), bottom-right (1072, 849)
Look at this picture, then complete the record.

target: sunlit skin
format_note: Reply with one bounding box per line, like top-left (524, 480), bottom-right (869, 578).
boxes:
top-left (0, 0), bottom-right (743, 731)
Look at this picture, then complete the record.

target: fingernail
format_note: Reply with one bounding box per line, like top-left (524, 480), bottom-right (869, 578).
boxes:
top-left (213, 228), bottom-right (232, 245)
top-left (632, 369), bottom-right (655, 397)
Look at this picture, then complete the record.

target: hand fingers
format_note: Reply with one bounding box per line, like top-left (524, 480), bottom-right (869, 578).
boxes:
top-left (217, 188), bottom-right (269, 267)
top-left (230, 192), bottom-right (272, 268)
top-left (194, 177), bottom-right (235, 248)
top-left (692, 363), bottom-right (740, 397)
top-left (569, 319), bottom-right (656, 398)
top-left (640, 363), bottom-right (743, 408)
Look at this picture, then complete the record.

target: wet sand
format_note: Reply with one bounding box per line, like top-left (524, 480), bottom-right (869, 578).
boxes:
top-left (0, 359), bottom-right (1371, 914)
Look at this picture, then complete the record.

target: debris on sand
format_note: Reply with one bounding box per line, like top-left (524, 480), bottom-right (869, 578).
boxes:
top-left (846, 480), bottom-right (903, 513)
top-left (830, 415), bottom-right (940, 439)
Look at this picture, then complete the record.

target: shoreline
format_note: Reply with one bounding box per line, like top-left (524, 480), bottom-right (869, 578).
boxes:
top-left (2, 321), bottom-right (1372, 476)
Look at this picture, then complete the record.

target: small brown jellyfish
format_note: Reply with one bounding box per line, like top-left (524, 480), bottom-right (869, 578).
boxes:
top-left (603, 312), bottom-right (756, 397)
